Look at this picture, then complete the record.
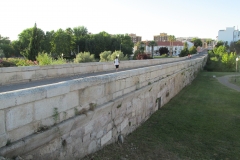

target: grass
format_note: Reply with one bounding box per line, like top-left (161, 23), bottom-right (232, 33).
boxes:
top-left (82, 71), bottom-right (240, 160)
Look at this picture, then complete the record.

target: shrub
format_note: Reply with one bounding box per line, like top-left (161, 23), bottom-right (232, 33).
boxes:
top-left (110, 50), bottom-right (128, 61)
top-left (36, 53), bottom-right (53, 65)
top-left (74, 52), bottom-right (96, 63)
top-left (133, 50), bottom-right (141, 60)
top-left (16, 59), bottom-right (36, 66)
top-left (51, 57), bottom-right (66, 65)
top-left (189, 46), bottom-right (197, 55)
top-left (99, 51), bottom-right (111, 62)
top-left (0, 60), bottom-right (16, 67)
top-left (0, 58), bottom-right (37, 67)
top-left (36, 52), bottom-right (66, 65)
top-left (136, 53), bottom-right (151, 60)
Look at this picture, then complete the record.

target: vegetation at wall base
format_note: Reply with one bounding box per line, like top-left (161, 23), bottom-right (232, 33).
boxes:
top-left (204, 45), bottom-right (238, 72)
top-left (82, 71), bottom-right (240, 160)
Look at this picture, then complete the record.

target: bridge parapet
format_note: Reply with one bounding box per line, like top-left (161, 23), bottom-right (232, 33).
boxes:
top-left (1, 56), bottom-right (197, 86)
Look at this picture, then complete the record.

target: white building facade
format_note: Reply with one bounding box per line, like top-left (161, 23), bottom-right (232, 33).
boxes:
top-left (217, 27), bottom-right (240, 45)
top-left (145, 41), bottom-right (184, 56)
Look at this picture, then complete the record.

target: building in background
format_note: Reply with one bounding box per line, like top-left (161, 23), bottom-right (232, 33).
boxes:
top-left (154, 33), bottom-right (169, 41)
top-left (145, 41), bottom-right (184, 56)
top-left (217, 26), bottom-right (240, 45)
top-left (128, 34), bottom-right (142, 44)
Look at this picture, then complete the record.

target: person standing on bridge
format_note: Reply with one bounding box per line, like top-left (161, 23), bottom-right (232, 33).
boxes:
top-left (114, 56), bottom-right (120, 71)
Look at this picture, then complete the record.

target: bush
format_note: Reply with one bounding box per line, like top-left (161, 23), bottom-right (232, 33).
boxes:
top-left (179, 48), bottom-right (189, 57)
top-left (74, 52), bottom-right (96, 63)
top-left (99, 51), bottom-right (111, 62)
top-left (51, 57), bottom-right (66, 65)
top-left (0, 59), bottom-right (16, 67)
top-left (36, 53), bottom-right (53, 65)
top-left (204, 49), bottom-right (237, 72)
top-left (99, 50), bottom-right (128, 62)
top-left (16, 59), bottom-right (36, 66)
top-left (136, 53), bottom-right (151, 60)
top-left (36, 52), bottom-right (66, 65)
top-left (189, 46), bottom-right (197, 55)
top-left (110, 51), bottom-right (128, 61)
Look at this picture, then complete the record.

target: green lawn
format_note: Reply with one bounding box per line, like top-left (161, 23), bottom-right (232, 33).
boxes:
top-left (82, 71), bottom-right (240, 160)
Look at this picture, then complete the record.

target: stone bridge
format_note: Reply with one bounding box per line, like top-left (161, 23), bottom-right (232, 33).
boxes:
top-left (0, 52), bottom-right (208, 159)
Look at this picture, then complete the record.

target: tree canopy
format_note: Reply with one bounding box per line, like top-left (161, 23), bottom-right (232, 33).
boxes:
top-left (0, 24), bottom-right (134, 61)
top-left (159, 47), bottom-right (169, 55)
top-left (191, 38), bottom-right (202, 48)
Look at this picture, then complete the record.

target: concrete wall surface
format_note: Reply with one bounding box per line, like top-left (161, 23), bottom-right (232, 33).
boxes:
top-left (0, 56), bottom-right (191, 86)
top-left (0, 54), bottom-right (207, 159)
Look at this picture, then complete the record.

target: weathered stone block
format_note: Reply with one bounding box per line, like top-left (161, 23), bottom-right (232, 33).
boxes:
top-left (101, 130), bottom-right (112, 146)
top-left (0, 111), bottom-right (5, 135)
top-left (96, 130), bottom-right (103, 139)
top-left (6, 103), bottom-right (33, 131)
top-left (22, 71), bottom-right (35, 81)
top-left (16, 88), bottom-right (47, 106)
top-left (88, 140), bottom-right (97, 154)
top-left (34, 96), bottom-right (63, 121)
top-left (121, 118), bottom-right (128, 131)
top-left (57, 68), bottom-right (67, 76)
top-left (47, 68), bottom-right (58, 77)
top-left (35, 69), bottom-right (47, 79)
top-left (46, 83), bottom-right (70, 98)
top-left (8, 123), bottom-right (34, 142)
top-left (83, 133), bottom-right (91, 143)
top-left (0, 133), bottom-right (7, 148)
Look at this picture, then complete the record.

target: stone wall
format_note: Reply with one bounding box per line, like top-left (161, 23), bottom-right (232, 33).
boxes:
top-left (0, 54), bottom-right (207, 159)
top-left (0, 57), bottom-right (189, 86)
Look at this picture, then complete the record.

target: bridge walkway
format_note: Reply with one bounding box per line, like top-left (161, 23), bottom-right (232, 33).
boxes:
top-left (0, 53), bottom-right (207, 93)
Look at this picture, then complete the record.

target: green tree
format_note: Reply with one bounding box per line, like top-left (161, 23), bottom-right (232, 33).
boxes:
top-left (51, 29), bottom-right (75, 57)
top-left (148, 40), bottom-right (157, 58)
top-left (205, 45), bottom-right (237, 72)
top-left (73, 26), bottom-right (88, 38)
top-left (92, 31), bottom-right (112, 59)
top-left (73, 26), bottom-right (88, 54)
top-left (179, 42), bottom-right (189, 57)
top-left (191, 38), bottom-right (202, 48)
top-left (24, 23), bottom-right (43, 61)
top-left (221, 52), bottom-right (236, 70)
top-left (215, 41), bottom-right (224, 48)
top-left (118, 34), bottom-right (134, 57)
top-left (42, 31), bottom-right (54, 54)
top-left (159, 47), bottom-right (169, 55)
top-left (168, 35), bottom-right (176, 56)
top-left (11, 40), bottom-right (22, 57)
top-left (18, 27), bottom-right (45, 58)
top-left (189, 46), bottom-right (197, 55)
top-left (0, 35), bottom-right (14, 58)
top-left (229, 40), bottom-right (240, 55)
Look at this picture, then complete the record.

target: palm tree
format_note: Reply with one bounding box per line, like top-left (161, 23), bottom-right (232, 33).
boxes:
top-left (168, 35), bottom-right (176, 57)
top-left (148, 41), bottom-right (157, 58)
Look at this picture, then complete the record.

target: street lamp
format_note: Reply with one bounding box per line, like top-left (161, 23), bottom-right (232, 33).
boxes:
top-left (235, 57), bottom-right (239, 82)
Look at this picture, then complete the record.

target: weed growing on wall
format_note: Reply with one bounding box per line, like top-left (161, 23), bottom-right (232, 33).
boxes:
top-left (53, 108), bottom-right (59, 124)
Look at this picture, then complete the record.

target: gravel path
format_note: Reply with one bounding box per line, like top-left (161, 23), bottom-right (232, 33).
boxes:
top-left (216, 74), bottom-right (240, 92)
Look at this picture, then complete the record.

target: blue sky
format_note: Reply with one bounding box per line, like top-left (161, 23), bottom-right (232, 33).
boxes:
top-left (1, 0), bottom-right (239, 41)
